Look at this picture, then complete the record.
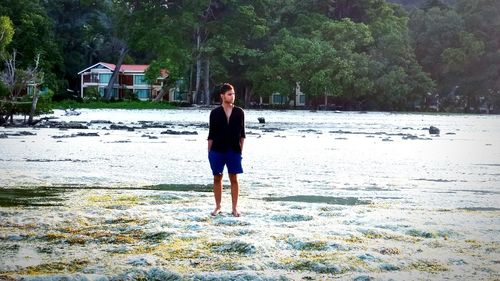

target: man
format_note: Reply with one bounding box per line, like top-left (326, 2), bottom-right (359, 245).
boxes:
top-left (207, 83), bottom-right (246, 217)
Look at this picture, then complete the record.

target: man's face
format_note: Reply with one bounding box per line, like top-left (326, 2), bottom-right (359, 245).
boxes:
top-left (221, 90), bottom-right (235, 104)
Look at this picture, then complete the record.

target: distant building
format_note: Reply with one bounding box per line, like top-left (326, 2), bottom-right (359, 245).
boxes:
top-left (78, 62), bottom-right (162, 101)
top-left (269, 82), bottom-right (306, 107)
top-left (270, 92), bottom-right (289, 105)
top-left (295, 82), bottom-right (306, 107)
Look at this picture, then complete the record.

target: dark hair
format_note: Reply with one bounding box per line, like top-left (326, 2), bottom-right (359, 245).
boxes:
top-left (212, 83), bottom-right (234, 97)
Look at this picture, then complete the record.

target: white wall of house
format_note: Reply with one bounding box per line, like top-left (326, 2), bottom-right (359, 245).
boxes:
top-left (295, 82), bottom-right (306, 106)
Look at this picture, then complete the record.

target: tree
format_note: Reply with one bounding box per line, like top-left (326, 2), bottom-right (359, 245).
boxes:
top-left (0, 0), bottom-right (63, 94)
top-left (42, 0), bottom-right (114, 96)
top-left (410, 0), bottom-right (500, 112)
top-left (0, 50), bottom-right (44, 125)
top-left (454, 0), bottom-right (500, 112)
top-left (0, 16), bottom-right (14, 54)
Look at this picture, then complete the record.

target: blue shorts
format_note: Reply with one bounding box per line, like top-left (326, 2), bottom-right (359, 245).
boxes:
top-left (208, 150), bottom-right (243, 176)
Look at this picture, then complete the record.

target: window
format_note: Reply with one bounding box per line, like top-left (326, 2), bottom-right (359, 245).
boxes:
top-left (99, 88), bottom-right (118, 98)
top-left (134, 75), bottom-right (147, 85)
top-left (99, 73), bottom-right (112, 84)
top-left (299, 94), bottom-right (306, 105)
top-left (135, 89), bottom-right (149, 100)
top-left (272, 94), bottom-right (286, 104)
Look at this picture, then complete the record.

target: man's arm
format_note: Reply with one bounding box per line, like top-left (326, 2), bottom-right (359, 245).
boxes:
top-left (208, 139), bottom-right (213, 151)
top-left (240, 108), bottom-right (245, 152)
top-left (208, 110), bottom-right (215, 151)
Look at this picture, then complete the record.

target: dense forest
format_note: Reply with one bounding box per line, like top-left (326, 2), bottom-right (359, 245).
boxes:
top-left (0, 0), bottom-right (499, 114)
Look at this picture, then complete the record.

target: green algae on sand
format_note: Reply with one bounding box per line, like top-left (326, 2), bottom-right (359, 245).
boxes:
top-left (0, 188), bottom-right (65, 207)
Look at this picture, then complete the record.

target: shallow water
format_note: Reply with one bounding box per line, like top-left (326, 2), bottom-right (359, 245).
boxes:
top-left (0, 109), bottom-right (499, 280)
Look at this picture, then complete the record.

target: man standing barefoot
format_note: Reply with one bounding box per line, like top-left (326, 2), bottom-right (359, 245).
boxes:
top-left (207, 83), bottom-right (246, 217)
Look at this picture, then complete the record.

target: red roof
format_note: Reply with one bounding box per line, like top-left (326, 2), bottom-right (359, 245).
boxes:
top-left (101, 63), bottom-right (149, 72)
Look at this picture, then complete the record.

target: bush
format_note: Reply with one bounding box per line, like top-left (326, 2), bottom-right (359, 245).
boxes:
top-left (123, 89), bottom-right (139, 101)
top-left (0, 81), bottom-right (8, 98)
top-left (83, 86), bottom-right (100, 102)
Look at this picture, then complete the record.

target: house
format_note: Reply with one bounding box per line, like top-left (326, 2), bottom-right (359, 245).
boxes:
top-left (269, 82), bottom-right (306, 107)
top-left (78, 62), bottom-right (162, 101)
top-left (294, 82), bottom-right (306, 107)
top-left (270, 92), bottom-right (289, 105)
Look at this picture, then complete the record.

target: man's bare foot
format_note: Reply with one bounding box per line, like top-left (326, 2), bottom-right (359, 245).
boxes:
top-left (211, 208), bottom-right (222, 216)
top-left (232, 209), bottom-right (241, 217)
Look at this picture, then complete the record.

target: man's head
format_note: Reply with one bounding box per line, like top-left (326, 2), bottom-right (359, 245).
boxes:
top-left (216, 83), bottom-right (235, 105)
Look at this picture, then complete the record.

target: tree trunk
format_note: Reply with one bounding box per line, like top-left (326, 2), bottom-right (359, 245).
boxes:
top-left (244, 84), bottom-right (252, 108)
top-left (105, 47), bottom-right (128, 101)
top-left (204, 58), bottom-right (210, 105)
top-left (153, 84), bottom-right (168, 102)
top-left (28, 87), bottom-right (40, 125)
top-left (194, 27), bottom-right (202, 104)
top-left (188, 64), bottom-right (193, 103)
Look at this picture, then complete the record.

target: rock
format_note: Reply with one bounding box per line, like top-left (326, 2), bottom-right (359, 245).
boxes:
top-left (429, 126), bottom-right (440, 135)
top-left (402, 134), bottom-right (419, 140)
top-left (90, 120), bottom-right (112, 124)
top-left (110, 124), bottom-right (135, 131)
top-left (0, 133), bottom-right (7, 138)
top-left (52, 132), bottom-right (99, 138)
top-left (57, 122), bottom-right (89, 129)
top-left (160, 129), bottom-right (197, 135)
top-left (257, 117), bottom-right (265, 123)
top-left (76, 132), bottom-right (99, 137)
top-left (18, 131), bottom-right (37, 136)
top-left (142, 134), bottom-right (159, 139)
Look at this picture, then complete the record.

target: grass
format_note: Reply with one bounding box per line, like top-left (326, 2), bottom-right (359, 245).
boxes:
top-left (52, 100), bottom-right (178, 110)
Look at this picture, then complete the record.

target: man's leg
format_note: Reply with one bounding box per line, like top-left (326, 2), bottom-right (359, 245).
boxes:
top-left (212, 174), bottom-right (223, 216)
top-left (229, 173), bottom-right (240, 217)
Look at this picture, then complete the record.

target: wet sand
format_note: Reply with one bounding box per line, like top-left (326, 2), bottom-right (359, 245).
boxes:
top-left (0, 109), bottom-right (499, 280)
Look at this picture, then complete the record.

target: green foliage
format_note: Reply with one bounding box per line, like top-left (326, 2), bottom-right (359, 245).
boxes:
top-left (0, 0), bottom-right (495, 112)
top-left (83, 86), bottom-right (100, 102)
top-left (42, 0), bottom-right (113, 94)
top-left (410, 0), bottom-right (500, 111)
top-left (0, 16), bottom-right (14, 53)
top-left (0, 81), bottom-right (8, 98)
top-left (122, 89), bottom-right (139, 102)
top-left (0, 0), bottom-right (64, 93)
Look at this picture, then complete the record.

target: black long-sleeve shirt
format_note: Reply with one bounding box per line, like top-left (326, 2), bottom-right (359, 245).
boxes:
top-left (208, 106), bottom-right (246, 153)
